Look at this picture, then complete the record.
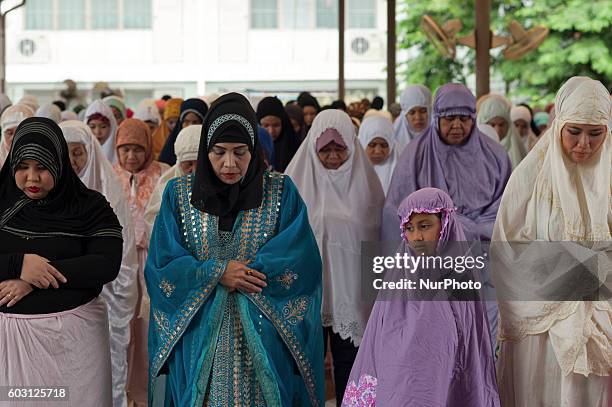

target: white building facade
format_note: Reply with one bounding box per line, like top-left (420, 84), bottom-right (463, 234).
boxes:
top-left (5, 0), bottom-right (389, 108)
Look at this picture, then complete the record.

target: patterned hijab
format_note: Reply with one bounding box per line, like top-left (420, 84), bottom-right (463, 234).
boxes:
top-left (191, 92), bottom-right (266, 231)
top-left (0, 117), bottom-right (122, 238)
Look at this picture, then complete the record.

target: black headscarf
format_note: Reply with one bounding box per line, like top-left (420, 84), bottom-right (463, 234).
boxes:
top-left (285, 103), bottom-right (307, 142)
top-left (297, 91), bottom-right (321, 137)
top-left (256, 96), bottom-right (301, 172)
top-left (330, 100), bottom-right (347, 112)
top-left (297, 91), bottom-right (321, 112)
top-left (158, 98), bottom-right (209, 165)
top-left (0, 117), bottom-right (122, 238)
top-left (191, 93), bottom-right (266, 231)
top-left (371, 96), bottom-right (384, 110)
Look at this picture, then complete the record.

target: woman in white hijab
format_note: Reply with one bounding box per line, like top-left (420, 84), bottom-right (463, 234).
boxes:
top-left (0, 104), bottom-right (34, 167)
top-left (477, 94), bottom-right (527, 169)
top-left (35, 103), bottom-right (62, 124)
top-left (492, 76), bottom-right (611, 406)
top-left (143, 124), bottom-right (202, 238)
top-left (84, 99), bottom-right (119, 164)
top-left (393, 84), bottom-right (432, 153)
top-left (511, 105), bottom-right (539, 151)
top-left (285, 109), bottom-right (384, 404)
top-left (358, 115), bottom-right (398, 195)
top-left (134, 99), bottom-right (162, 135)
top-left (60, 120), bottom-right (139, 407)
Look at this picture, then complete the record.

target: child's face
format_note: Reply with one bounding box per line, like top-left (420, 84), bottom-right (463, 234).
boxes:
top-left (403, 212), bottom-right (442, 256)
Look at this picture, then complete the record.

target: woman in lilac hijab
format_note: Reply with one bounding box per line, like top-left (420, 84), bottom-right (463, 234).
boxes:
top-left (382, 84), bottom-right (512, 244)
top-left (342, 188), bottom-right (500, 407)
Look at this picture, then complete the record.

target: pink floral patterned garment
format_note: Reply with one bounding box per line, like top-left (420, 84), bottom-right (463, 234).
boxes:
top-left (114, 160), bottom-right (169, 248)
top-left (342, 374), bottom-right (377, 407)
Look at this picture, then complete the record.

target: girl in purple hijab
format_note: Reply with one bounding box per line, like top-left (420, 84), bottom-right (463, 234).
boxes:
top-left (382, 84), bottom-right (512, 244)
top-left (342, 188), bottom-right (500, 407)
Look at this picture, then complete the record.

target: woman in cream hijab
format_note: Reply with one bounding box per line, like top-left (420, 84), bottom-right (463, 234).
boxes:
top-left (511, 104), bottom-right (539, 151)
top-left (0, 104), bottom-right (34, 167)
top-left (144, 124), bottom-right (202, 237)
top-left (285, 109), bottom-right (384, 404)
top-left (492, 76), bottom-right (611, 406)
top-left (59, 120), bottom-right (139, 407)
top-left (477, 94), bottom-right (527, 169)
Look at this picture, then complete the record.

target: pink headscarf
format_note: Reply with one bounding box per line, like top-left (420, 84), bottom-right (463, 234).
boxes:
top-left (315, 127), bottom-right (347, 151)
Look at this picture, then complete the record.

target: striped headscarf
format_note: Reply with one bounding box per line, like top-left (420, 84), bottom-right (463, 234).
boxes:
top-left (0, 117), bottom-right (122, 238)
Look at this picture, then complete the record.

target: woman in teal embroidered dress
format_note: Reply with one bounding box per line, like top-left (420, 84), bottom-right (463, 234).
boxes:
top-left (145, 93), bottom-right (324, 406)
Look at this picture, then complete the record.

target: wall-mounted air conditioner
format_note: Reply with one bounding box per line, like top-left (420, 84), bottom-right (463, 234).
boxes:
top-left (9, 34), bottom-right (51, 64)
top-left (346, 31), bottom-right (385, 62)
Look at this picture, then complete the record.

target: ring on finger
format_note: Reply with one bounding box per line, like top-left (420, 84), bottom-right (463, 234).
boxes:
top-left (246, 269), bottom-right (253, 277)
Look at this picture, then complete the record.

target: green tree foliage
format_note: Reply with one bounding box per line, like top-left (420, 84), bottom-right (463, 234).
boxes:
top-left (397, 0), bottom-right (612, 104)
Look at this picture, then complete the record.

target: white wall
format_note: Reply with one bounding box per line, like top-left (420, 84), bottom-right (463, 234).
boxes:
top-left (4, 0), bottom-right (388, 106)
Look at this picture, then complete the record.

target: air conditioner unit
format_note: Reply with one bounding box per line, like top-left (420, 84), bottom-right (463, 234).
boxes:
top-left (9, 35), bottom-right (51, 64)
top-left (346, 31), bottom-right (385, 62)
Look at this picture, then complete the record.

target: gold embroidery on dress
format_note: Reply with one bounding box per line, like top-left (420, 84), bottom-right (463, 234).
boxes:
top-left (153, 309), bottom-right (170, 337)
top-left (159, 279), bottom-right (175, 298)
top-left (277, 269), bottom-right (298, 290)
top-left (282, 296), bottom-right (310, 325)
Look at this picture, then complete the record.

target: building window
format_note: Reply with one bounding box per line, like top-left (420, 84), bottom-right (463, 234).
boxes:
top-left (123, 0), bottom-right (152, 29)
top-left (282, 0), bottom-right (313, 29)
top-left (316, 0), bottom-right (337, 28)
top-left (251, 0), bottom-right (277, 29)
top-left (250, 0), bottom-right (377, 30)
top-left (58, 0), bottom-right (85, 30)
top-left (91, 0), bottom-right (119, 30)
top-left (25, 0), bottom-right (54, 30)
top-left (25, 0), bottom-right (152, 30)
top-left (348, 0), bottom-right (376, 29)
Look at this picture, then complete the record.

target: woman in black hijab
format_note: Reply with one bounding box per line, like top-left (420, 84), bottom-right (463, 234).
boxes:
top-left (297, 91), bottom-right (321, 132)
top-left (146, 93), bottom-right (325, 406)
top-left (158, 98), bottom-right (209, 165)
top-left (256, 96), bottom-right (301, 172)
top-left (285, 102), bottom-right (307, 142)
top-left (0, 117), bottom-right (123, 405)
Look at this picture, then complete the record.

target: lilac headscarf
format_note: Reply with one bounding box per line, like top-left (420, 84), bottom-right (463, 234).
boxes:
top-left (382, 83), bottom-right (512, 243)
top-left (343, 187), bottom-right (500, 407)
top-left (397, 187), bottom-right (465, 246)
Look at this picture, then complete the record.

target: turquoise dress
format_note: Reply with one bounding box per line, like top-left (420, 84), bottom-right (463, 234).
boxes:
top-left (145, 171), bottom-right (324, 406)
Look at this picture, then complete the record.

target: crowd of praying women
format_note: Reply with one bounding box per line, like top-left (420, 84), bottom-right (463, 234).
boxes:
top-left (0, 75), bottom-right (609, 407)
